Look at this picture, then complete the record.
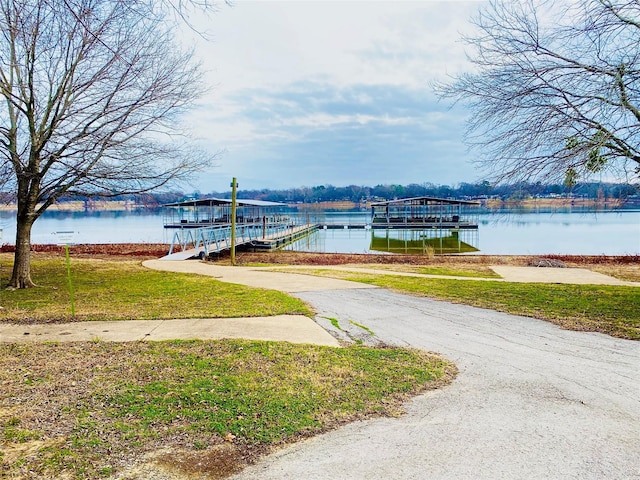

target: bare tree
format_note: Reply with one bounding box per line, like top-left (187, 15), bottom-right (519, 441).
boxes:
top-left (435, 0), bottom-right (640, 185)
top-left (0, 0), bottom-right (216, 288)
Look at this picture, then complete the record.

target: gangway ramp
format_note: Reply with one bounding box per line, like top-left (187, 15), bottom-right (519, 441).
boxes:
top-left (162, 250), bottom-right (200, 261)
top-left (160, 223), bottom-right (317, 260)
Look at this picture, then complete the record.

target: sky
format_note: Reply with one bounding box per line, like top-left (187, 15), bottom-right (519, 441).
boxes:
top-left (180, 1), bottom-right (487, 193)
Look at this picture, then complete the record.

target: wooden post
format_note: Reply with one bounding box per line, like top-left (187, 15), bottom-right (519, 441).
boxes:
top-left (230, 177), bottom-right (238, 265)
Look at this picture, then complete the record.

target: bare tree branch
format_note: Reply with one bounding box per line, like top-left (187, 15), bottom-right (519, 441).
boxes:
top-left (434, 0), bottom-right (640, 184)
top-left (0, 0), bottom-right (223, 287)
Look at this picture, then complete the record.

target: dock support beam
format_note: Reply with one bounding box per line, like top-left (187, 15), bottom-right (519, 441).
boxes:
top-left (230, 177), bottom-right (238, 265)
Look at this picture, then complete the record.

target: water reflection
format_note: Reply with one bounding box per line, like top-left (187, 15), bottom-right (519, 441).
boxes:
top-left (283, 227), bottom-right (372, 254)
top-left (285, 227), bottom-right (480, 254)
top-left (369, 229), bottom-right (479, 254)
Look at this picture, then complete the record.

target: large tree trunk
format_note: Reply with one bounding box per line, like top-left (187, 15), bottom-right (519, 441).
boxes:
top-left (9, 215), bottom-right (36, 289)
top-left (1, 0), bottom-right (211, 291)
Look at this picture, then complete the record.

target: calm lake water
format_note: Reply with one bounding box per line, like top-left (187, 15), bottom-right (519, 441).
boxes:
top-left (0, 207), bottom-right (638, 255)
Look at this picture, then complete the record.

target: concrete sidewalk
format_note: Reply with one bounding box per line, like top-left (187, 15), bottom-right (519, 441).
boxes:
top-left (2, 260), bottom-right (634, 347)
top-left (0, 315), bottom-right (339, 346)
top-left (0, 261), bottom-right (379, 346)
top-left (142, 260), bottom-right (380, 293)
top-left (247, 262), bottom-right (638, 286)
top-left (144, 259), bottom-right (638, 287)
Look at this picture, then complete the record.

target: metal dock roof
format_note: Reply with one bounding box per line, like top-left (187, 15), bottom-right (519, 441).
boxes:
top-left (163, 197), bottom-right (287, 207)
top-left (370, 196), bottom-right (480, 206)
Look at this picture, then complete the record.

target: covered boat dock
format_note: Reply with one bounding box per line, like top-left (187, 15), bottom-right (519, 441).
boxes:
top-left (161, 197), bottom-right (315, 259)
top-left (370, 196), bottom-right (479, 229)
top-left (163, 197), bottom-right (289, 228)
top-left (159, 195), bottom-right (481, 259)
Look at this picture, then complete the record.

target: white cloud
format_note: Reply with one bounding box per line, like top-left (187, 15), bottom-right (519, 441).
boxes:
top-left (193, 1), bottom-right (484, 90)
top-left (275, 112), bottom-right (415, 128)
top-left (179, 1), bottom-right (487, 192)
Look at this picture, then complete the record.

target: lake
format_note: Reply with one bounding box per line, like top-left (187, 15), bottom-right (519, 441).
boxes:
top-left (0, 207), bottom-right (638, 255)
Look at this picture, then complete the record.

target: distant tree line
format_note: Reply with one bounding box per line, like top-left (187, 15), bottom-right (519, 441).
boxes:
top-left (189, 181), bottom-right (637, 204)
top-left (32, 181), bottom-right (637, 207)
top-left (202, 181), bottom-right (638, 204)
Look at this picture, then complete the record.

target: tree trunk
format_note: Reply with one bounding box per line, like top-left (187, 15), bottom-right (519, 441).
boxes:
top-left (9, 218), bottom-right (36, 288)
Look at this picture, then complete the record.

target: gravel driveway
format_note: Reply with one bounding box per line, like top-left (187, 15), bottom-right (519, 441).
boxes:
top-left (231, 288), bottom-right (640, 480)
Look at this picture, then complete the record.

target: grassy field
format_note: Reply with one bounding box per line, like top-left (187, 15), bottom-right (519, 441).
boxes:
top-left (0, 341), bottom-right (454, 479)
top-left (0, 254), bottom-right (311, 323)
top-left (0, 253), bottom-right (455, 479)
top-left (2, 249), bottom-right (638, 478)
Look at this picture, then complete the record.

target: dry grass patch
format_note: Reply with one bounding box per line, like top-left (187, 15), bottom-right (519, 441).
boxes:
top-left (590, 264), bottom-right (640, 282)
top-left (233, 251), bottom-right (638, 272)
top-left (339, 263), bottom-right (501, 278)
top-left (233, 251), bottom-right (514, 267)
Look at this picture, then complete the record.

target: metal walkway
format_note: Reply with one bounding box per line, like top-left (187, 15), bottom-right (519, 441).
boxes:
top-left (161, 223), bottom-right (317, 260)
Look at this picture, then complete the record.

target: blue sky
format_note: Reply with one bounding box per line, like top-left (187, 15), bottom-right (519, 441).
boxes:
top-left (182, 1), bottom-right (486, 192)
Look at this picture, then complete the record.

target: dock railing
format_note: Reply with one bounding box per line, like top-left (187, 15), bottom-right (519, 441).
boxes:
top-left (167, 222), bottom-right (303, 257)
top-left (291, 212), bottom-right (370, 229)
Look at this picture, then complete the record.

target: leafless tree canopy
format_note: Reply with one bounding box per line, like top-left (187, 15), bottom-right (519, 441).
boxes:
top-left (1, 0), bottom-right (211, 211)
top-left (0, 0), bottom-right (217, 287)
top-left (435, 0), bottom-right (640, 185)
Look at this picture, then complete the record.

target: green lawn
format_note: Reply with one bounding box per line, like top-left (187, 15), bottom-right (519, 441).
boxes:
top-left (0, 340), bottom-right (454, 479)
top-left (0, 255), bottom-right (311, 323)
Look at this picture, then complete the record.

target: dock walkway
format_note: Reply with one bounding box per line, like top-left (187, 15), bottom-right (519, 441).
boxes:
top-left (161, 223), bottom-right (317, 260)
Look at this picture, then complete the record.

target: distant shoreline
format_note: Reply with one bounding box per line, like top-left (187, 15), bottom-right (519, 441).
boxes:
top-left (0, 196), bottom-right (628, 212)
top-left (0, 200), bottom-right (147, 212)
top-left (484, 197), bottom-right (625, 208)
top-left (291, 197), bottom-right (627, 210)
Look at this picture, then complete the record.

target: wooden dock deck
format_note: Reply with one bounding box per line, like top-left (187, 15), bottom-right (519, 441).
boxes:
top-left (249, 224), bottom-right (318, 250)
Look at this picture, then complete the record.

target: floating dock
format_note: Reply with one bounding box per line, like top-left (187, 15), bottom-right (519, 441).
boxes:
top-left (316, 222), bottom-right (478, 230)
top-left (160, 195), bottom-right (480, 260)
top-left (248, 224), bottom-right (317, 250)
